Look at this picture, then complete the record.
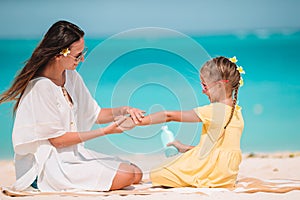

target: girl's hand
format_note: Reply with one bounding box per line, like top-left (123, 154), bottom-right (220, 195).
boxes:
top-left (125, 107), bottom-right (145, 124)
top-left (167, 140), bottom-right (193, 153)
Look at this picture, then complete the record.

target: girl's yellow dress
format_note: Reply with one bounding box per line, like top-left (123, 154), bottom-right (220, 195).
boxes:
top-left (150, 103), bottom-right (244, 188)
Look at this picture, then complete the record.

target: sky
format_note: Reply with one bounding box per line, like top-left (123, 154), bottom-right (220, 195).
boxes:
top-left (0, 0), bottom-right (299, 38)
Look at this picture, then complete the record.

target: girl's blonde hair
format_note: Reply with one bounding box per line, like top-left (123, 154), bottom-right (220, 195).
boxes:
top-left (200, 56), bottom-right (241, 129)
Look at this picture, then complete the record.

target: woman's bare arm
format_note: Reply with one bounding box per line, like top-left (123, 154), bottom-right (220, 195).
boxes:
top-left (49, 116), bottom-right (131, 148)
top-left (96, 107), bottom-right (145, 124)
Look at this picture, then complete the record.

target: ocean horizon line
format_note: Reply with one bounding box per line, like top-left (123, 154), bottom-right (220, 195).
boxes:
top-left (0, 28), bottom-right (299, 40)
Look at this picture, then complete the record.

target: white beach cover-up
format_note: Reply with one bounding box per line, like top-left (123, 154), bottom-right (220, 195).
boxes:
top-left (12, 70), bottom-right (126, 192)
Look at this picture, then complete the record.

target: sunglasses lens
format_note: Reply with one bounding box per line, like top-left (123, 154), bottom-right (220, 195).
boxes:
top-left (75, 48), bottom-right (87, 62)
top-left (201, 82), bottom-right (206, 90)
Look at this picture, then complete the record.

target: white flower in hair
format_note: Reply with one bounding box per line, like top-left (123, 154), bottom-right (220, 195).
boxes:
top-left (237, 66), bottom-right (245, 74)
top-left (229, 56), bottom-right (238, 63)
top-left (229, 56), bottom-right (245, 87)
top-left (60, 48), bottom-right (70, 57)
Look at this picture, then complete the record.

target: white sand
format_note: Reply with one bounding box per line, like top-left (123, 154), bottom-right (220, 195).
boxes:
top-left (1, 152), bottom-right (300, 200)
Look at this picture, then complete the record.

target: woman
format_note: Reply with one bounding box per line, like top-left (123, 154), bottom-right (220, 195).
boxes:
top-left (0, 20), bottom-right (143, 192)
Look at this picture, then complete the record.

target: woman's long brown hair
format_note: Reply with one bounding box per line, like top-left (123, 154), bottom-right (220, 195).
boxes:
top-left (0, 20), bottom-right (84, 113)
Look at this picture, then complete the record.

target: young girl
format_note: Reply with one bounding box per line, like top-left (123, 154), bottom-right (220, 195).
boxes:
top-left (138, 56), bottom-right (245, 188)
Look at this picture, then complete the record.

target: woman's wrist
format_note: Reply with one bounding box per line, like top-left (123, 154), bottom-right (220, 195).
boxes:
top-left (100, 127), bottom-right (108, 136)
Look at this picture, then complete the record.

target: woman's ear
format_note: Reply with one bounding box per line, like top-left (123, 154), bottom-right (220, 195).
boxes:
top-left (54, 54), bottom-right (63, 61)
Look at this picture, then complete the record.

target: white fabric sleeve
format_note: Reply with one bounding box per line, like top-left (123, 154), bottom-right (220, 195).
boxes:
top-left (12, 79), bottom-right (65, 155)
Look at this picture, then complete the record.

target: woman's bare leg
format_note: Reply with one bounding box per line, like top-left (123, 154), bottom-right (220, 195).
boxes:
top-left (130, 163), bottom-right (143, 184)
top-left (110, 163), bottom-right (135, 190)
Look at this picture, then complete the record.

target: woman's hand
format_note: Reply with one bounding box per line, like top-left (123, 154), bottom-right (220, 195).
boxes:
top-left (103, 116), bottom-right (136, 134)
top-left (96, 107), bottom-right (145, 124)
top-left (167, 140), bottom-right (194, 153)
top-left (125, 107), bottom-right (145, 124)
top-left (114, 115), bottom-right (136, 131)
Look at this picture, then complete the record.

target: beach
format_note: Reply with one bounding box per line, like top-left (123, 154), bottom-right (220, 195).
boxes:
top-left (0, 0), bottom-right (300, 199)
top-left (1, 152), bottom-right (300, 200)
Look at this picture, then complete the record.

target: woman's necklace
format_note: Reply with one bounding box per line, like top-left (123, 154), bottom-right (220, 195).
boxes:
top-left (43, 70), bottom-right (73, 107)
top-left (61, 86), bottom-right (73, 107)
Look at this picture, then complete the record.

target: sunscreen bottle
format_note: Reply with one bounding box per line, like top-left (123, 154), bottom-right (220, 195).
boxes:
top-left (160, 125), bottom-right (178, 157)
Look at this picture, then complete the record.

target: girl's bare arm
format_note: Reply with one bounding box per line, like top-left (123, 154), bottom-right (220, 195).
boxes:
top-left (138, 110), bottom-right (201, 125)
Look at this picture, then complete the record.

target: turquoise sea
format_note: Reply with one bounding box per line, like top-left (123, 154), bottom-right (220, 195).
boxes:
top-left (1, 30), bottom-right (300, 159)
